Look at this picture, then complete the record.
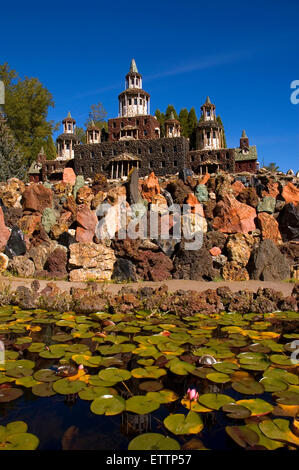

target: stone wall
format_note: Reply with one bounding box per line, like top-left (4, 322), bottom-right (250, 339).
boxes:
top-left (108, 115), bottom-right (160, 141)
top-left (187, 148), bottom-right (235, 173)
top-left (235, 160), bottom-right (258, 173)
top-left (74, 136), bottom-right (190, 178)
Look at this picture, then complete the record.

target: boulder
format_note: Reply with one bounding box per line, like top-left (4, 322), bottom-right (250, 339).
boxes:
top-left (282, 182), bottom-right (299, 205)
top-left (262, 180), bottom-right (279, 198)
top-left (0, 178), bottom-right (24, 208)
top-left (9, 256), bottom-right (35, 278)
top-left (69, 268), bottom-right (113, 282)
top-left (257, 212), bottom-right (282, 244)
top-left (112, 258), bottom-right (137, 282)
top-left (166, 180), bottom-right (190, 205)
top-left (76, 205), bottom-right (97, 243)
top-left (195, 184), bottom-right (209, 202)
top-left (63, 168), bottom-right (76, 186)
top-left (172, 243), bottom-right (216, 281)
top-left (136, 250), bottom-right (173, 281)
top-left (127, 168), bottom-right (141, 205)
top-left (213, 195), bottom-right (256, 233)
top-left (22, 184), bottom-right (53, 213)
top-left (204, 231), bottom-right (227, 251)
top-left (91, 173), bottom-right (108, 193)
top-left (247, 239), bottom-right (290, 281)
top-left (27, 240), bottom-right (57, 271)
top-left (257, 196), bottom-right (276, 214)
top-left (0, 207), bottom-right (11, 250)
top-left (44, 247), bottom-right (67, 278)
top-left (222, 261), bottom-right (250, 281)
top-left (4, 207), bottom-right (23, 229)
top-left (17, 213), bottom-right (41, 236)
top-left (198, 173), bottom-right (210, 185)
top-left (0, 253), bottom-right (9, 272)
top-left (231, 180), bottom-right (245, 196)
top-left (76, 185), bottom-right (94, 207)
top-left (141, 172), bottom-right (160, 203)
top-left (237, 187), bottom-right (259, 208)
top-left (41, 208), bottom-right (57, 234)
top-left (69, 242), bottom-right (116, 270)
top-left (4, 226), bottom-right (26, 259)
top-left (226, 233), bottom-right (254, 266)
top-left (73, 175), bottom-right (85, 200)
top-left (277, 203), bottom-right (299, 242)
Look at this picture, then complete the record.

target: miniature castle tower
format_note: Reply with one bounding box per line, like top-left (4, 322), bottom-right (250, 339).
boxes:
top-left (196, 97), bottom-right (224, 150)
top-left (165, 112), bottom-right (181, 138)
top-left (118, 59), bottom-right (150, 117)
top-left (56, 112), bottom-right (79, 160)
top-left (240, 129), bottom-right (249, 150)
top-left (86, 120), bottom-right (101, 144)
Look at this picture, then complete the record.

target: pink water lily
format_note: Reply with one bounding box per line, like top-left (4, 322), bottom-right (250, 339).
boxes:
top-left (78, 364), bottom-right (84, 370)
top-left (186, 388), bottom-right (199, 401)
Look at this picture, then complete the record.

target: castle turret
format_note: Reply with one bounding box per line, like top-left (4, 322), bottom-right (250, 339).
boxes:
top-left (86, 120), bottom-right (101, 144)
top-left (240, 129), bottom-right (249, 150)
top-left (56, 112), bottom-right (79, 160)
top-left (196, 97), bottom-right (224, 150)
top-left (165, 112), bottom-right (181, 138)
top-left (118, 59), bottom-right (150, 117)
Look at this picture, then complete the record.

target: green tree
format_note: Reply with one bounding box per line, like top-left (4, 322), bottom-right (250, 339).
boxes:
top-left (44, 135), bottom-right (57, 160)
top-left (0, 118), bottom-right (26, 180)
top-left (264, 162), bottom-right (279, 172)
top-left (0, 62), bottom-right (57, 165)
top-left (155, 109), bottom-right (165, 137)
top-left (216, 115), bottom-right (227, 148)
top-left (85, 102), bottom-right (108, 130)
top-left (165, 104), bottom-right (178, 121)
top-left (178, 108), bottom-right (189, 137)
top-left (75, 126), bottom-right (87, 144)
top-left (188, 107), bottom-right (198, 149)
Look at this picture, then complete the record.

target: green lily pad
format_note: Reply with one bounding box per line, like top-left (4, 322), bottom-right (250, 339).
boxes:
top-left (128, 433), bottom-right (180, 450)
top-left (79, 386), bottom-right (116, 400)
top-left (246, 422), bottom-right (284, 450)
top-left (167, 358), bottom-right (195, 376)
top-left (6, 421), bottom-right (28, 433)
top-left (198, 393), bottom-right (235, 410)
top-left (28, 343), bottom-right (46, 353)
top-left (236, 398), bottom-right (273, 416)
top-left (98, 368), bottom-right (131, 383)
top-left (32, 382), bottom-right (56, 397)
top-left (53, 378), bottom-right (85, 394)
top-left (226, 425), bottom-right (259, 448)
top-left (0, 388), bottom-right (23, 402)
top-left (0, 431), bottom-right (39, 450)
top-left (259, 377), bottom-right (288, 392)
top-left (232, 378), bottom-right (264, 395)
top-left (125, 395), bottom-right (160, 414)
top-left (15, 376), bottom-right (40, 388)
top-left (274, 390), bottom-right (299, 405)
top-left (222, 404), bottom-right (251, 419)
top-left (258, 418), bottom-right (299, 446)
top-left (270, 355), bottom-right (296, 366)
top-left (6, 366), bottom-right (34, 378)
top-left (90, 395), bottom-right (125, 415)
top-left (180, 398), bottom-right (212, 413)
top-left (139, 381), bottom-right (163, 392)
top-left (212, 362), bottom-right (239, 374)
top-left (206, 372), bottom-right (231, 383)
top-left (131, 367), bottom-right (166, 379)
top-left (263, 368), bottom-right (299, 385)
top-left (33, 369), bottom-right (59, 382)
top-left (146, 389), bottom-right (178, 404)
top-left (164, 411), bottom-right (204, 435)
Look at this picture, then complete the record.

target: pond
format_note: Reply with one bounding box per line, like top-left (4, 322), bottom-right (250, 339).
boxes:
top-left (0, 305), bottom-right (298, 450)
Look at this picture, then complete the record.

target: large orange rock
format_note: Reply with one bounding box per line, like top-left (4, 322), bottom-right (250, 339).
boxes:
top-left (0, 207), bottom-right (10, 250)
top-left (141, 172), bottom-right (160, 203)
top-left (282, 182), bottom-right (299, 205)
top-left (22, 184), bottom-right (53, 213)
top-left (262, 180), bottom-right (279, 198)
top-left (76, 205), bottom-right (97, 243)
top-left (231, 180), bottom-right (245, 196)
top-left (213, 195), bottom-right (256, 233)
top-left (257, 212), bottom-right (282, 244)
top-left (185, 193), bottom-right (205, 216)
top-left (76, 185), bottom-right (94, 207)
top-left (17, 213), bottom-right (42, 236)
top-left (63, 168), bottom-right (76, 186)
top-left (198, 173), bottom-right (210, 185)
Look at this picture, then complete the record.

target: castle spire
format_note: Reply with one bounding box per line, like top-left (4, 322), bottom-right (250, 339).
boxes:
top-left (130, 59), bottom-right (138, 73)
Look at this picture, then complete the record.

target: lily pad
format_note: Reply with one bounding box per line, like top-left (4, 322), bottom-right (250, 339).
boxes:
top-left (90, 395), bottom-right (125, 415)
top-left (258, 418), bottom-right (299, 446)
top-left (32, 382), bottom-right (56, 397)
top-left (98, 368), bottom-right (131, 383)
top-left (33, 369), bottom-right (58, 382)
top-left (206, 372), bottom-right (231, 383)
top-left (226, 425), bottom-right (259, 448)
top-left (232, 378), bottom-right (264, 395)
top-left (53, 378), bottom-right (85, 395)
top-left (236, 398), bottom-right (273, 416)
top-left (139, 381), bottom-right (163, 392)
top-left (146, 389), bottom-right (178, 404)
top-left (164, 411), bottom-right (204, 435)
top-left (167, 358), bottom-right (195, 376)
top-left (222, 404), bottom-right (251, 419)
top-left (131, 367), bottom-right (166, 379)
top-left (128, 433), bottom-right (180, 450)
top-left (125, 395), bottom-right (160, 414)
top-left (79, 386), bottom-right (116, 401)
top-left (198, 393), bottom-right (235, 410)
top-left (0, 388), bottom-right (23, 402)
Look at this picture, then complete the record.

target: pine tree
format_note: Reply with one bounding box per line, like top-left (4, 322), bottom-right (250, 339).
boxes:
top-left (0, 118), bottom-right (26, 180)
top-left (188, 107), bottom-right (198, 149)
top-left (165, 105), bottom-right (178, 121)
top-left (155, 109), bottom-right (165, 137)
top-left (178, 108), bottom-right (189, 137)
top-left (216, 115), bottom-right (227, 148)
top-left (44, 135), bottom-right (57, 160)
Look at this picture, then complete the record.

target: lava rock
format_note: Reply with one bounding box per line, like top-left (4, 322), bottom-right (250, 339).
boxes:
top-left (247, 239), bottom-right (290, 281)
top-left (4, 226), bottom-right (26, 259)
top-left (277, 203), bottom-right (299, 242)
top-left (112, 258), bottom-right (137, 282)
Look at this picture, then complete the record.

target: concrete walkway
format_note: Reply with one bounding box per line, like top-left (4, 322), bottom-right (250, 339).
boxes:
top-left (0, 276), bottom-right (296, 296)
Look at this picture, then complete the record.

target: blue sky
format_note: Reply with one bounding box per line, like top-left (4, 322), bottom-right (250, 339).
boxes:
top-left (2, 0), bottom-right (299, 171)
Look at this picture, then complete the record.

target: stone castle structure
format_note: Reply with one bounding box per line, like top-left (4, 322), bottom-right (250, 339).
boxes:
top-left (29, 59), bottom-right (258, 182)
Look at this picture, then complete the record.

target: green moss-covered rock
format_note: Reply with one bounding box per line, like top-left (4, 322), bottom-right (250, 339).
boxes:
top-left (73, 175), bottom-right (85, 200)
top-left (42, 208), bottom-right (56, 233)
top-left (195, 184), bottom-right (209, 202)
top-left (257, 196), bottom-right (276, 214)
